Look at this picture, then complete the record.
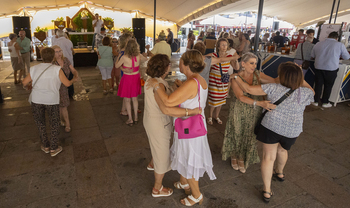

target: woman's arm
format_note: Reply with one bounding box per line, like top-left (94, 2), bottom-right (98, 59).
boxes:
top-left (59, 70), bottom-right (75, 87)
top-left (260, 72), bottom-right (279, 84)
top-left (236, 41), bottom-right (246, 52)
top-left (140, 54), bottom-right (148, 63)
top-left (211, 54), bottom-right (239, 65)
top-left (22, 74), bottom-right (32, 86)
top-left (231, 75), bottom-right (267, 96)
top-left (154, 84), bottom-right (201, 117)
top-left (147, 78), bottom-right (197, 107)
top-left (302, 80), bottom-right (315, 94)
top-left (69, 65), bottom-right (79, 79)
top-left (231, 79), bottom-right (275, 111)
top-left (115, 55), bottom-right (125, 69)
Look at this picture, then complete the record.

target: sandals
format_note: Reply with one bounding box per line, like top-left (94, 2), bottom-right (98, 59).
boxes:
top-left (103, 90), bottom-right (108, 95)
top-left (65, 126), bottom-right (71, 133)
top-left (215, 117), bottom-right (223, 125)
top-left (262, 190), bottom-right (273, 203)
top-left (174, 181), bottom-right (191, 195)
top-left (147, 162), bottom-right (154, 171)
top-left (60, 121), bottom-right (65, 127)
top-left (238, 160), bottom-right (246, 173)
top-left (50, 146), bottom-right (63, 157)
top-left (152, 185), bottom-right (173, 198)
top-left (126, 120), bottom-right (133, 127)
top-left (207, 117), bottom-right (213, 125)
top-left (41, 146), bottom-right (50, 154)
top-left (231, 158), bottom-right (239, 170)
top-left (273, 170), bottom-right (285, 182)
top-left (120, 111), bottom-right (128, 116)
top-left (181, 194), bottom-right (203, 206)
top-left (109, 88), bottom-right (114, 94)
top-left (134, 118), bottom-right (138, 125)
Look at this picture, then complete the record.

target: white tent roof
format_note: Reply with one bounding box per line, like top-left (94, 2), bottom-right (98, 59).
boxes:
top-left (0, 0), bottom-right (349, 28)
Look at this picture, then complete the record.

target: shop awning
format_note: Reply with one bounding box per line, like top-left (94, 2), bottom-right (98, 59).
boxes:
top-left (0, 0), bottom-right (349, 28)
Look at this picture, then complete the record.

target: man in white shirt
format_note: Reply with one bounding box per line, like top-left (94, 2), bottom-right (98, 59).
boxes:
top-left (311, 32), bottom-right (350, 108)
top-left (145, 35), bottom-right (171, 59)
top-left (92, 13), bottom-right (104, 52)
top-left (53, 30), bottom-right (75, 66)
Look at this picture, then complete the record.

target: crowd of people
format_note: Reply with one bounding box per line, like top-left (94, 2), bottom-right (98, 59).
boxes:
top-left (6, 17), bottom-right (350, 206)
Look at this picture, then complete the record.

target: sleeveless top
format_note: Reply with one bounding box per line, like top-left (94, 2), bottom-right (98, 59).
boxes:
top-left (8, 42), bottom-right (19, 57)
top-left (122, 56), bottom-right (139, 73)
top-left (144, 78), bottom-right (172, 117)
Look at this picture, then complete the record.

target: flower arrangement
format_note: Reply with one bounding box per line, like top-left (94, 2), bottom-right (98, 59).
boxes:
top-left (119, 27), bottom-right (133, 34)
top-left (103, 17), bottom-right (114, 22)
top-left (35, 26), bottom-right (48, 32)
top-left (51, 17), bottom-right (64, 22)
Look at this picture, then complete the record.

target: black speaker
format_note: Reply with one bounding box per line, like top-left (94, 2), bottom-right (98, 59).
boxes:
top-left (12, 16), bottom-right (31, 39)
top-left (132, 18), bottom-right (145, 53)
top-left (272, 22), bottom-right (279, 31)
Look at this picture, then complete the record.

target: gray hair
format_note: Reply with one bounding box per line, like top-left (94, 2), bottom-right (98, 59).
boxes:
top-left (240, 52), bottom-right (258, 70)
top-left (9, 33), bottom-right (17, 40)
top-left (158, 35), bottom-right (166, 41)
top-left (56, 30), bottom-right (65, 38)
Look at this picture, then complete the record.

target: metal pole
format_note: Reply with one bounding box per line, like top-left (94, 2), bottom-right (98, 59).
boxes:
top-left (254, 0), bottom-right (264, 53)
top-left (334, 0), bottom-right (340, 24)
top-left (329, 0), bottom-right (336, 24)
top-left (153, 0), bottom-right (156, 46)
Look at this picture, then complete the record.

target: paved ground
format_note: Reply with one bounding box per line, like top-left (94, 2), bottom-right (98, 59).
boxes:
top-left (0, 54), bottom-right (350, 208)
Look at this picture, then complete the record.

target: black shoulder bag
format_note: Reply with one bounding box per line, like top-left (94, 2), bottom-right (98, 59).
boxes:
top-left (217, 53), bottom-right (230, 83)
top-left (254, 88), bottom-right (295, 135)
top-left (301, 43), bottom-right (310, 70)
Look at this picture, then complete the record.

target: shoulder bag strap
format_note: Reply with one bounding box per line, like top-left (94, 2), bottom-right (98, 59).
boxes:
top-left (193, 78), bottom-right (201, 109)
top-left (32, 65), bottom-right (53, 88)
top-left (273, 88), bottom-right (295, 105)
top-left (217, 53), bottom-right (224, 77)
top-left (301, 43), bottom-right (304, 61)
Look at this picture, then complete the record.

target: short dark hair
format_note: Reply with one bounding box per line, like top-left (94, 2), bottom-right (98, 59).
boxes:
top-left (101, 27), bottom-right (106, 32)
top-left (306, 29), bottom-right (315, 35)
top-left (227, 39), bottom-right (234, 48)
top-left (181, 50), bottom-right (205, 73)
top-left (298, 29), bottom-right (304, 33)
top-left (193, 42), bottom-right (206, 55)
top-left (328, 31), bottom-right (339, 39)
top-left (102, 36), bottom-right (110, 46)
top-left (276, 31), bottom-right (280, 36)
top-left (41, 48), bottom-right (55, 63)
top-left (278, 62), bottom-right (303, 90)
top-left (146, 54), bottom-right (170, 78)
top-left (9, 33), bottom-right (17, 40)
top-left (243, 33), bottom-right (250, 41)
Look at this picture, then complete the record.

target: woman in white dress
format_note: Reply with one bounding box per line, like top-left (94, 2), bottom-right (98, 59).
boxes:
top-left (147, 50), bottom-right (216, 206)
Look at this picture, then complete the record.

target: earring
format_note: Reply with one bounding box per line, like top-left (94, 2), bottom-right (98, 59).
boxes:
top-left (241, 67), bottom-right (245, 71)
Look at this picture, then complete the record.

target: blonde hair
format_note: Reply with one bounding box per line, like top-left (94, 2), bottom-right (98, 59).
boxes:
top-left (119, 33), bottom-right (132, 49)
top-left (240, 52), bottom-right (257, 71)
top-left (124, 39), bottom-right (140, 57)
top-left (51, 45), bottom-right (65, 63)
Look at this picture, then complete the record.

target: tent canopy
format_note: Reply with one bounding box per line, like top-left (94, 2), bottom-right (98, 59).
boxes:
top-left (0, 0), bottom-right (349, 28)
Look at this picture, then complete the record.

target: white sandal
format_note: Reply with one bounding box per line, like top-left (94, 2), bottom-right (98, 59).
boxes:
top-left (181, 194), bottom-right (203, 206)
top-left (152, 185), bottom-right (173, 198)
top-left (215, 117), bottom-right (222, 125)
top-left (174, 181), bottom-right (191, 195)
top-left (207, 117), bottom-right (213, 125)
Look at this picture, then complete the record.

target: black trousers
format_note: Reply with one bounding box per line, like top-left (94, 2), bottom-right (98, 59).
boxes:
top-left (314, 68), bottom-right (338, 104)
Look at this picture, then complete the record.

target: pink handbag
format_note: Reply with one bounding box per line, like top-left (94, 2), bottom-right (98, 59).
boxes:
top-left (175, 78), bottom-right (207, 139)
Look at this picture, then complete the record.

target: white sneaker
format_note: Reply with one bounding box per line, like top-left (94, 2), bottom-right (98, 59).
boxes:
top-left (322, 103), bottom-right (332, 108)
top-left (311, 102), bottom-right (318, 106)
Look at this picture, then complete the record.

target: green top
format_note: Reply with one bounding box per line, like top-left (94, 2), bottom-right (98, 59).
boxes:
top-left (97, 46), bottom-right (113, 67)
top-left (16, 37), bottom-right (31, 54)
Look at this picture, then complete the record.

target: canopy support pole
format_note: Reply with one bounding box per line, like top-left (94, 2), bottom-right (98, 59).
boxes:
top-left (153, 0), bottom-right (156, 46)
top-left (329, 0), bottom-right (336, 24)
top-left (334, 0), bottom-right (340, 24)
top-left (254, 0), bottom-right (264, 53)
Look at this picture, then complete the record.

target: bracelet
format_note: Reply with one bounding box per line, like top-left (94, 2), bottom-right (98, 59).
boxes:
top-left (185, 108), bottom-right (188, 116)
top-left (253, 100), bottom-right (257, 109)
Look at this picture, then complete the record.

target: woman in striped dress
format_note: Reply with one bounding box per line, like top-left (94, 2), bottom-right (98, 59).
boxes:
top-left (208, 38), bottom-right (237, 125)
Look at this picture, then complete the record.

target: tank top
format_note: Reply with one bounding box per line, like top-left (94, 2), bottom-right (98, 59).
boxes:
top-left (8, 42), bottom-right (19, 57)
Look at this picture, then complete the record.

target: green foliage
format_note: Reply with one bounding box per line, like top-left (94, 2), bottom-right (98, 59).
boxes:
top-left (70, 34), bottom-right (93, 46)
top-left (35, 26), bottom-right (48, 32)
top-left (103, 17), bottom-right (114, 22)
top-left (193, 30), bottom-right (199, 36)
top-left (119, 27), bottom-right (133, 34)
top-left (51, 17), bottom-right (64, 22)
top-left (72, 12), bottom-right (93, 32)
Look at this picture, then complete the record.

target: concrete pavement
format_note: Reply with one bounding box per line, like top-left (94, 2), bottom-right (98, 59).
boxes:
top-left (0, 55), bottom-right (350, 208)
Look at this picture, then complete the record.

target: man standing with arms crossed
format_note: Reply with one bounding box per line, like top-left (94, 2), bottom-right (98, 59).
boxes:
top-left (92, 13), bottom-right (104, 52)
top-left (17, 30), bottom-right (31, 78)
top-left (311, 31), bottom-right (350, 108)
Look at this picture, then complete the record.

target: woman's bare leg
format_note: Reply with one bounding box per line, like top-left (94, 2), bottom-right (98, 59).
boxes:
top-left (124, 98), bottom-right (133, 123)
top-left (275, 144), bottom-right (288, 174)
top-left (61, 107), bottom-right (70, 128)
top-left (132, 97), bottom-right (138, 121)
top-left (261, 143), bottom-right (278, 198)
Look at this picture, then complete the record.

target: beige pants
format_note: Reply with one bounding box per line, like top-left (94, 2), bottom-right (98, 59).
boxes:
top-left (21, 52), bottom-right (30, 78)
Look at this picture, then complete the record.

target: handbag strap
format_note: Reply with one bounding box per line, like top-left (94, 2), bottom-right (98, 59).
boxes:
top-left (193, 78), bottom-right (201, 109)
top-left (32, 64), bottom-right (53, 88)
top-left (301, 43), bottom-right (305, 61)
top-left (261, 88), bottom-right (295, 117)
top-left (217, 53), bottom-right (224, 77)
